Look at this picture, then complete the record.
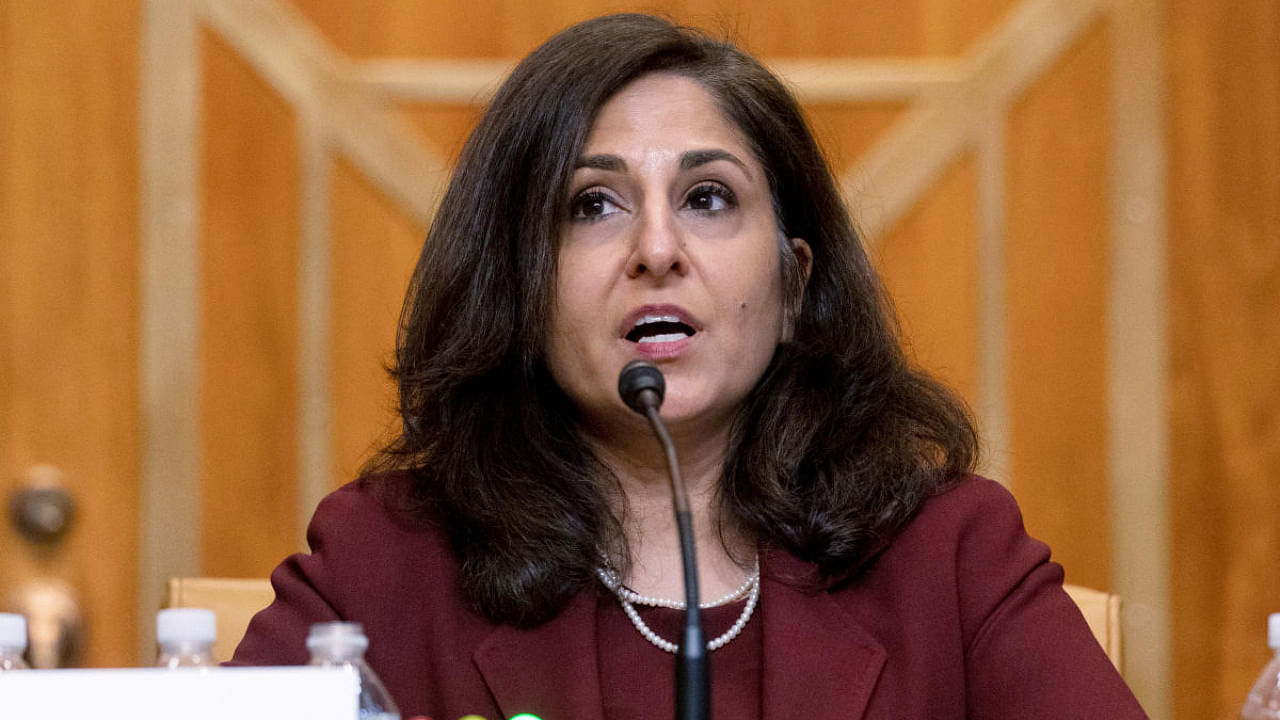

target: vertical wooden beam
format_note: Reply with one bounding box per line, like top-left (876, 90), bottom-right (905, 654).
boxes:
top-left (297, 114), bottom-right (333, 545)
top-left (138, 0), bottom-right (202, 661)
top-left (975, 114), bottom-right (1011, 486)
top-left (1107, 0), bottom-right (1171, 715)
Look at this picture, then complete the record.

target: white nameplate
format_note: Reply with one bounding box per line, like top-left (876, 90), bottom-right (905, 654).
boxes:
top-left (0, 666), bottom-right (358, 720)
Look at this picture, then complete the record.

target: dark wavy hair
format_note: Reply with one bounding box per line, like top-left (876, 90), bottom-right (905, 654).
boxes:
top-left (362, 13), bottom-right (978, 627)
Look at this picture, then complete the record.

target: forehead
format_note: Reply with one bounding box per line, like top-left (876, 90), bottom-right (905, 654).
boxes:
top-left (581, 72), bottom-right (756, 162)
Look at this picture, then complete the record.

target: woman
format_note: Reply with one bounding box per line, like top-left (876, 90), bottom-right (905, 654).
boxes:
top-left (232, 13), bottom-right (1147, 719)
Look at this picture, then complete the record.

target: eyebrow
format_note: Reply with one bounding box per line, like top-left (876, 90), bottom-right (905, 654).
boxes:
top-left (679, 149), bottom-right (748, 173)
top-left (572, 149), bottom-right (750, 174)
top-left (575, 154), bottom-right (626, 171)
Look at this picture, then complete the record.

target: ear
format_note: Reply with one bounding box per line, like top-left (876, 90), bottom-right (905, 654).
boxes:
top-left (782, 237), bottom-right (812, 342)
top-left (790, 237), bottom-right (813, 288)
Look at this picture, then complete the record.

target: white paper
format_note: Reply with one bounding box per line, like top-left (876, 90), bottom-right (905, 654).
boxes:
top-left (0, 666), bottom-right (358, 720)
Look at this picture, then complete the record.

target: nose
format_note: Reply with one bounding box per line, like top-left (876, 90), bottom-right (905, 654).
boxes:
top-left (626, 204), bottom-right (688, 279)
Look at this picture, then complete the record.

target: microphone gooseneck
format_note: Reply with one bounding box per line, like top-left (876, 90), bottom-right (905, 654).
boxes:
top-left (616, 360), bottom-right (710, 720)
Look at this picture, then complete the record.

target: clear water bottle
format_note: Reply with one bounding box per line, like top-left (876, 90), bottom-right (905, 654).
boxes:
top-left (307, 622), bottom-right (401, 720)
top-left (0, 613), bottom-right (30, 670)
top-left (155, 608), bottom-right (217, 668)
top-left (1240, 613), bottom-right (1280, 719)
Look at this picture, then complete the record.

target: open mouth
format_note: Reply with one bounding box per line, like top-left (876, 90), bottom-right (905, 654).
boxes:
top-left (625, 315), bottom-right (696, 344)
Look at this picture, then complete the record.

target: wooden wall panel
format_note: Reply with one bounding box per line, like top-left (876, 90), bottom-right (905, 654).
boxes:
top-left (199, 29), bottom-right (302, 577)
top-left (1005, 22), bottom-right (1112, 592)
top-left (1169, 0), bottom-right (1280, 717)
top-left (876, 156), bottom-right (981, 406)
top-left (804, 104), bottom-right (908, 184)
top-left (330, 159), bottom-right (424, 485)
top-left (399, 104), bottom-right (485, 169)
top-left (0, 0), bottom-right (141, 667)
top-left (287, 0), bottom-right (1019, 58)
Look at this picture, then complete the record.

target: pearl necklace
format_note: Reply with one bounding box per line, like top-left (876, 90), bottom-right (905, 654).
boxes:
top-left (595, 554), bottom-right (760, 654)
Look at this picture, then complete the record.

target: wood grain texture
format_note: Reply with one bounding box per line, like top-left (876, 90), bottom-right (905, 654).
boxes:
top-left (397, 104), bottom-right (486, 170)
top-left (804, 103), bottom-right (909, 183)
top-left (330, 159), bottom-right (424, 486)
top-left (876, 155), bottom-right (981, 408)
top-left (1005, 22), bottom-right (1112, 593)
top-left (198, 28), bottom-right (301, 578)
top-left (1169, 0), bottom-right (1280, 717)
top-left (286, 0), bottom-right (1020, 58)
top-left (0, 0), bottom-right (141, 667)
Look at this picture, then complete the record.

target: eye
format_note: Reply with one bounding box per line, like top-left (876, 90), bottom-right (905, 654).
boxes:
top-left (570, 189), bottom-right (623, 221)
top-left (684, 182), bottom-right (736, 213)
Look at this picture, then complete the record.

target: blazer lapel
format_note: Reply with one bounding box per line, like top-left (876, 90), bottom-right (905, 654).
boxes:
top-left (472, 552), bottom-right (886, 720)
top-left (760, 550), bottom-right (886, 719)
top-left (473, 588), bottom-right (604, 720)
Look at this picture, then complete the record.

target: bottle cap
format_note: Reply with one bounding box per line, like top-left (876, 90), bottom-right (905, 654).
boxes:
top-left (306, 621), bottom-right (370, 653)
top-left (156, 608), bottom-right (217, 645)
top-left (0, 613), bottom-right (28, 650)
top-left (1269, 613), bottom-right (1280, 649)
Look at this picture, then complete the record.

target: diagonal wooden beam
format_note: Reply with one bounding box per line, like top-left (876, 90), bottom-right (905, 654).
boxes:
top-left (198, 0), bottom-right (446, 228)
top-left (846, 0), bottom-right (1107, 243)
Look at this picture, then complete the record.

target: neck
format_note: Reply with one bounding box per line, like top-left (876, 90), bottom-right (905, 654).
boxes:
top-left (586, 418), bottom-right (754, 603)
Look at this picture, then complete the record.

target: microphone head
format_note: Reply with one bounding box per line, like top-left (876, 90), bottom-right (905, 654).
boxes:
top-left (617, 360), bottom-right (665, 414)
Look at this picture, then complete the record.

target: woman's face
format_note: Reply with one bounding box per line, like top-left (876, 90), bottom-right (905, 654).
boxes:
top-left (545, 72), bottom-right (809, 438)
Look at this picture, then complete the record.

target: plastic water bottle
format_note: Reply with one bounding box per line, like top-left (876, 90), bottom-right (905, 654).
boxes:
top-left (0, 613), bottom-right (30, 670)
top-left (1240, 613), bottom-right (1280, 719)
top-left (155, 608), bottom-right (217, 668)
top-left (307, 622), bottom-right (401, 720)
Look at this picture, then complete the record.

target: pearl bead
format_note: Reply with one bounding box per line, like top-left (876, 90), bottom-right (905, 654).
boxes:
top-left (595, 552), bottom-right (760, 654)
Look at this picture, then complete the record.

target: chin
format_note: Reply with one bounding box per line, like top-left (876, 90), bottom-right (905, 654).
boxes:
top-left (657, 394), bottom-right (739, 432)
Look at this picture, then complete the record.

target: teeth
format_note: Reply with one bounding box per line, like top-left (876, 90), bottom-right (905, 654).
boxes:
top-left (634, 314), bottom-right (681, 329)
top-left (638, 333), bottom-right (687, 344)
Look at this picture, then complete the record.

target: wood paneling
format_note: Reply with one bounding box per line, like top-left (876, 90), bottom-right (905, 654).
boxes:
top-left (803, 104), bottom-right (909, 181)
top-left (199, 28), bottom-right (301, 577)
top-left (398, 104), bottom-right (485, 170)
top-left (0, 0), bottom-right (141, 667)
top-left (1169, 0), bottom-right (1280, 717)
top-left (287, 0), bottom-right (1019, 59)
top-left (330, 159), bottom-right (423, 485)
top-left (1006, 22), bottom-right (1112, 592)
top-left (877, 155), bottom-right (981, 406)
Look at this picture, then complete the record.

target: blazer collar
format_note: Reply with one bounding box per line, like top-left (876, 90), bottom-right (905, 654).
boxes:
top-left (473, 587), bottom-right (605, 720)
top-left (473, 548), bottom-right (887, 720)
top-left (759, 547), bottom-right (887, 718)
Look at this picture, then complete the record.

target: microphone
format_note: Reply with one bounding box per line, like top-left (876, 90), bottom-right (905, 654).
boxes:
top-left (618, 359), bottom-right (665, 413)
top-left (616, 360), bottom-right (710, 720)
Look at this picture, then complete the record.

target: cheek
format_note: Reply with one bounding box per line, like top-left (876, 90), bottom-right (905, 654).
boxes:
top-left (546, 257), bottom-right (610, 380)
top-left (735, 253), bottom-right (788, 334)
top-left (547, 297), bottom-right (587, 369)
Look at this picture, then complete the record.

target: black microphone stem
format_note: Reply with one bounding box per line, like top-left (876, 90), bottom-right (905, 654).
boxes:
top-left (641, 402), bottom-right (695, 600)
top-left (639, 398), bottom-right (710, 720)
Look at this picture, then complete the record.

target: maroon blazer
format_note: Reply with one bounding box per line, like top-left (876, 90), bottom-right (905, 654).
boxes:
top-left (231, 474), bottom-right (1147, 719)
